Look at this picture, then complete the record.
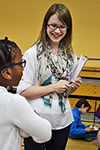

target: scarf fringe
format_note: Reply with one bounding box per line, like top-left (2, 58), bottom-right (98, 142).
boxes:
top-left (59, 101), bottom-right (66, 114)
top-left (42, 96), bottom-right (51, 107)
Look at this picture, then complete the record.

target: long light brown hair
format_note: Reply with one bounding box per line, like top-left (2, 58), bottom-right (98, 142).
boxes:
top-left (36, 3), bottom-right (73, 58)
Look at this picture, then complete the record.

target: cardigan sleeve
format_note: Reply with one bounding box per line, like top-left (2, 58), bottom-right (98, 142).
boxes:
top-left (7, 94), bottom-right (52, 143)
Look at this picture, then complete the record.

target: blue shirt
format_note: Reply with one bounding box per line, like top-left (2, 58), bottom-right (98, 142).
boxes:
top-left (69, 106), bottom-right (87, 139)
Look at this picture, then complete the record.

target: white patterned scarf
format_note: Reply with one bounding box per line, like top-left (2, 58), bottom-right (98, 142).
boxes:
top-left (37, 43), bottom-right (74, 113)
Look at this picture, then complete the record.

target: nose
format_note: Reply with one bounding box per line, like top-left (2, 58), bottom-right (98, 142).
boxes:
top-left (55, 27), bottom-right (61, 32)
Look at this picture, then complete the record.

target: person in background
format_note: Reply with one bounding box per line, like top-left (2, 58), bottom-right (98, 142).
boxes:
top-left (94, 104), bottom-right (100, 150)
top-left (97, 130), bottom-right (100, 149)
top-left (69, 98), bottom-right (97, 141)
top-left (17, 3), bottom-right (82, 150)
top-left (0, 37), bottom-right (51, 150)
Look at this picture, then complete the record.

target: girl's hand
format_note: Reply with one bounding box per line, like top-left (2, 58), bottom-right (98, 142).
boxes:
top-left (70, 77), bottom-right (82, 93)
top-left (54, 80), bottom-right (71, 94)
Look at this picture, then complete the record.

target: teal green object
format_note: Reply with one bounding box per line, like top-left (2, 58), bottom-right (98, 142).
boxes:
top-left (41, 75), bottom-right (52, 107)
top-left (41, 75), bottom-right (52, 86)
top-left (41, 75), bottom-right (66, 113)
top-left (58, 93), bottom-right (66, 113)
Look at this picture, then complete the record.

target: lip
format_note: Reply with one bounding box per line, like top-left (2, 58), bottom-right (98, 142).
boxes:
top-left (51, 33), bottom-right (62, 38)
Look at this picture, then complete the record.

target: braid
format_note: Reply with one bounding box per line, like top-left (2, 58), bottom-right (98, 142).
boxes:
top-left (4, 37), bottom-right (11, 52)
top-left (0, 37), bottom-right (20, 72)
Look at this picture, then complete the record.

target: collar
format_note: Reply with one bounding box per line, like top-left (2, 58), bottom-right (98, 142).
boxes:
top-left (0, 86), bottom-right (7, 93)
top-left (73, 106), bottom-right (81, 115)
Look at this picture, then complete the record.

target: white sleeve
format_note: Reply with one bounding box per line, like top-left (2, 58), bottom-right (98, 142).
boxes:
top-left (17, 45), bottom-right (37, 94)
top-left (20, 129), bottom-right (30, 138)
top-left (8, 94), bottom-right (52, 143)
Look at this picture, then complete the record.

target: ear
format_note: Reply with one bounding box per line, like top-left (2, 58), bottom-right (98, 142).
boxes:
top-left (1, 69), bottom-right (12, 80)
top-left (81, 104), bottom-right (85, 108)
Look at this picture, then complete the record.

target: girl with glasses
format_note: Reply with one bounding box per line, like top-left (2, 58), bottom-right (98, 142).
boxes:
top-left (0, 37), bottom-right (51, 150)
top-left (17, 3), bottom-right (82, 150)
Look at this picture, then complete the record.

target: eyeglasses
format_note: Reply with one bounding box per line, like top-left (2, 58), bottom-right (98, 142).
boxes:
top-left (47, 24), bottom-right (67, 31)
top-left (3, 59), bottom-right (26, 73)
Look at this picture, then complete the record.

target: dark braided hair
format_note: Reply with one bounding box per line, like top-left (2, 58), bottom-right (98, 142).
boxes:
top-left (0, 37), bottom-right (20, 72)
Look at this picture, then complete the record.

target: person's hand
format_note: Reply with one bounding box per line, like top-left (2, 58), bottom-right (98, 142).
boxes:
top-left (70, 77), bottom-right (82, 93)
top-left (54, 80), bottom-right (71, 94)
top-left (85, 127), bottom-right (92, 132)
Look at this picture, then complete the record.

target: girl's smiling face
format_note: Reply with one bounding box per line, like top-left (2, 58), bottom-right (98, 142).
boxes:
top-left (47, 14), bottom-right (67, 45)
